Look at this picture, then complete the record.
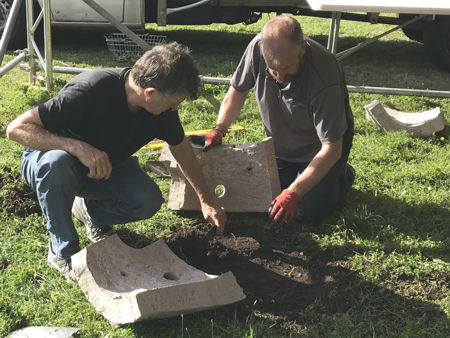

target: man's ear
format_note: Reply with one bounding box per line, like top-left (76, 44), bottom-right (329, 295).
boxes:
top-left (300, 39), bottom-right (307, 57)
top-left (144, 87), bottom-right (158, 98)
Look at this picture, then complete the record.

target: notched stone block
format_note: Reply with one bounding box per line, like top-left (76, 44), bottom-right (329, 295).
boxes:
top-left (364, 100), bottom-right (446, 137)
top-left (159, 137), bottom-right (281, 212)
top-left (71, 235), bottom-right (245, 325)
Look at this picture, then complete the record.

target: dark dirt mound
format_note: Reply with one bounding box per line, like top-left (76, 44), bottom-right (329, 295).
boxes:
top-left (165, 219), bottom-right (355, 331)
top-left (165, 218), bottom-right (448, 332)
top-left (0, 168), bottom-right (41, 217)
top-left (0, 258), bottom-right (8, 270)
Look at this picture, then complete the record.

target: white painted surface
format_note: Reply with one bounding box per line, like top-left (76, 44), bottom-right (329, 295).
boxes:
top-left (306, 0), bottom-right (450, 15)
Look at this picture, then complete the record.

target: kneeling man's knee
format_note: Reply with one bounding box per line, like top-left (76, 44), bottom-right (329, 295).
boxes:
top-left (37, 150), bottom-right (81, 183)
top-left (133, 188), bottom-right (164, 220)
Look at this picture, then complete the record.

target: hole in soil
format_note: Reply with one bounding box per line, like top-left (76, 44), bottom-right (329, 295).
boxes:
top-left (163, 272), bottom-right (178, 281)
top-left (214, 184), bottom-right (226, 198)
top-left (120, 271), bottom-right (127, 277)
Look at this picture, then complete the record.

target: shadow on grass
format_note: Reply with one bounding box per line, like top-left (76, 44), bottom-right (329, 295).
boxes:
top-left (342, 189), bottom-right (450, 261)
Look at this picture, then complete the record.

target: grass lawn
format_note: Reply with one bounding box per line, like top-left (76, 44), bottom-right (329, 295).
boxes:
top-left (0, 13), bottom-right (449, 337)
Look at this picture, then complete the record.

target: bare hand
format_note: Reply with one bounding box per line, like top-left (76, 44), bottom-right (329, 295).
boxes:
top-left (75, 142), bottom-right (112, 180)
top-left (201, 202), bottom-right (227, 234)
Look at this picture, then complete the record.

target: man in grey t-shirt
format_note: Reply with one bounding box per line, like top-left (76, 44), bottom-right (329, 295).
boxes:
top-left (201, 15), bottom-right (355, 225)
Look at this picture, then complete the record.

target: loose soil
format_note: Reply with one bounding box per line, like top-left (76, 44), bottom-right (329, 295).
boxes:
top-left (0, 168), bottom-right (41, 217)
top-left (0, 258), bottom-right (8, 270)
top-left (164, 218), bottom-right (448, 332)
top-left (165, 220), bottom-right (355, 331)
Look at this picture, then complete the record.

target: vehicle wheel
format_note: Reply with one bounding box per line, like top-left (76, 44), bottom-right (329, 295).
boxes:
top-left (401, 27), bottom-right (423, 43)
top-left (399, 14), bottom-right (424, 43)
top-left (423, 15), bottom-right (450, 72)
top-left (0, 0), bottom-right (27, 50)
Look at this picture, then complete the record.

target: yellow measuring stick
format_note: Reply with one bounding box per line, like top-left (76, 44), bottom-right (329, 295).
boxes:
top-left (141, 125), bottom-right (245, 151)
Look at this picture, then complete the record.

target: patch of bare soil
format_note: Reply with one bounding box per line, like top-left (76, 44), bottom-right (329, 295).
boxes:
top-left (0, 168), bottom-right (41, 217)
top-left (0, 258), bottom-right (8, 270)
top-left (165, 219), bottom-right (353, 331)
top-left (165, 218), bottom-right (448, 332)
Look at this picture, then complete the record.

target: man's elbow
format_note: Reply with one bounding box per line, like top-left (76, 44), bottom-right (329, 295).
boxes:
top-left (323, 139), bottom-right (343, 164)
top-left (5, 122), bottom-right (17, 141)
top-left (334, 144), bottom-right (343, 162)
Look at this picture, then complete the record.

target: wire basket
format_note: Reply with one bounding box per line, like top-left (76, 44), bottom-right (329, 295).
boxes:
top-left (104, 33), bottom-right (167, 62)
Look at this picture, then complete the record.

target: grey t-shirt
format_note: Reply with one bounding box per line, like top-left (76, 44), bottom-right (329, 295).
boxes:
top-left (231, 34), bottom-right (353, 163)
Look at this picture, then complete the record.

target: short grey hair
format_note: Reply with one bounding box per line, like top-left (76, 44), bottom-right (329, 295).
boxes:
top-left (261, 15), bottom-right (304, 57)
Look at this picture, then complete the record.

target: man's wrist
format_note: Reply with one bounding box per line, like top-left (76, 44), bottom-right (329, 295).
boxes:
top-left (213, 123), bottom-right (228, 137)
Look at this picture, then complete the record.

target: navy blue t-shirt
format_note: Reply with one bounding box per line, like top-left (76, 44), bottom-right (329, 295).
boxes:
top-left (38, 68), bottom-right (185, 164)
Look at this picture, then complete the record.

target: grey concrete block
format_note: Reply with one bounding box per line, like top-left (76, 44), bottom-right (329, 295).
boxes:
top-left (70, 235), bottom-right (245, 325)
top-left (364, 100), bottom-right (446, 136)
top-left (159, 137), bottom-right (281, 212)
top-left (10, 327), bottom-right (80, 337)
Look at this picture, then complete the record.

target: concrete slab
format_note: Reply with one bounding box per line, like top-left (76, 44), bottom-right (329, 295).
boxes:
top-left (364, 100), bottom-right (446, 136)
top-left (10, 327), bottom-right (80, 337)
top-left (159, 137), bottom-right (281, 212)
top-left (70, 234), bottom-right (245, 325)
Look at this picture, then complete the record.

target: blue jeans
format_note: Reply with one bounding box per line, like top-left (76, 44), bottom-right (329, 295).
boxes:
top-left (21, 149), bottom-right (163, 259)
top-left (277, 157), bottom-right (353, 224)
top-left (277, 127), bottom-right (354, 224)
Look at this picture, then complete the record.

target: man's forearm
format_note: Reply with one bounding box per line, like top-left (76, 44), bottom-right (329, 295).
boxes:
top-left (7, 108), bottom-right (113, 180)
top-left (7, 108), bottom-right (79, 154)
top-left (169, 136), bottom-right (227, 232)
top-left (169, 137), bottom-right (215, 204)
top-left (7, 121), bottom-right (78, 154)
top-left (288, 138), bottom-right (343, 199)
top-left (216, 86), bottom-right (248, 128)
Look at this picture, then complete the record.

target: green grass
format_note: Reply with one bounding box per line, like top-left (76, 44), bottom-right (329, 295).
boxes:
top-left (1, 13), bottom-right (450, 337)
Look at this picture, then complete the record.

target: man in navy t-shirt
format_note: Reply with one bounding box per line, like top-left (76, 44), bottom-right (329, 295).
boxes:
top-left (7, 42), bottom-right (226, 280)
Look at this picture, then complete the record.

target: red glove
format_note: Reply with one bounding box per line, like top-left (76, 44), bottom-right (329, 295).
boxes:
top-left (268, 189), bottom-right (301, 225)
top-left (202, 129), bottom-right (223, 151)
top-left (190, 129), bottom-right (223, 151)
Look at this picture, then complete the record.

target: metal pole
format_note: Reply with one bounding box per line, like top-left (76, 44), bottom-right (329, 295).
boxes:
top-left (336, 15), bottom-right (426, 60)
top-left (43, 0), bottom-right (52, 89)
top-left (166, 0), bottom-right (211, 15)
top-left (81, 0), bottom-right (152, 51)
top-left (26, 0), bottom-right (35, 84)
top-left (327, 11), bottom-right (341, 54)
top-left (200, 76), bottom-right (450, 98)
top-left (20, 63), bottom-right (87, 74)
top-left (0, 51), bottom-right (27, 76)
top-left (327, 12), bottom-right (336, 51)
top-left (347, 85), bottom-right (450, 98)
top-left (157, 0), bottom-right (167, 26)
top-left (331, 12), bottom-right (341, 54)
top-left (0, 0), bottom-right (24, 65)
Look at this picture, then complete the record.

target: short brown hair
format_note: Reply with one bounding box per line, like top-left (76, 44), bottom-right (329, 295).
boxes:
top-left (131, 42), bottom-right (200, 99)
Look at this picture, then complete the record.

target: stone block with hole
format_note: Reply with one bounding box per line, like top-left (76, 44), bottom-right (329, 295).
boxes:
top-left (159, 137), bottom-right (281, 212)
top-left (70, 234), bottom-right (245, 325)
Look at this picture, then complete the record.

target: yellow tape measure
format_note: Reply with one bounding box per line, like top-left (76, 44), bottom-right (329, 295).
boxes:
top-left (141, 125), bottom-right (245, 151)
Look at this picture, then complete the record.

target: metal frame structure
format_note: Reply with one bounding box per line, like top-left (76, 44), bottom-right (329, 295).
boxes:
top-left (0, 0), bottom-right (28, 78)
top-left (327, 13), bottom-right (427, 60)
top-left (0, 0), bottom-right (449, 98)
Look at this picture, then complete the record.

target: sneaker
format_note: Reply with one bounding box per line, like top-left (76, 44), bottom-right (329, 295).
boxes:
top-left (72, 197), bottom-right (115, 243)
top-left (47, 244), bottom-right (75, 282)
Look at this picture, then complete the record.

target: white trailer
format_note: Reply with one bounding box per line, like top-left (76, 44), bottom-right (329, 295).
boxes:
top-left (1, 0), bottom-right (449, 71)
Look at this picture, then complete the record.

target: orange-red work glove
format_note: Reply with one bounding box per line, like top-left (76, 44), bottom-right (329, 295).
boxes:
top-left (268, 189), bottom-right (301, 226)
top-left (190, 129), bottom-right (223, 152)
